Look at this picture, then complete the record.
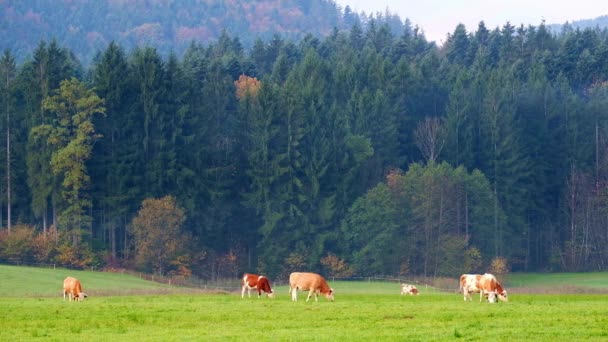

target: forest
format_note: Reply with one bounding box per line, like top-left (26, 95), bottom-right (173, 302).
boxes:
top-left (1, 17), bottom-right (608, 281)
top-left (1, 0), bottom-right (404, 64)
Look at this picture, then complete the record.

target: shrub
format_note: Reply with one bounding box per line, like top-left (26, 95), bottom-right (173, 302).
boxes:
top-left (464, 247), bottom-right (483, 273)
top-left (489, 256), bottom-right (509, 280)
top-left (0, 225), bottom-right (36, 263)
top-left (30, 233), bottom-right (57, 263)
top-left (321, 253), bottom-right (354, 278)
top-left (54, 243), bottom-right (96, 269)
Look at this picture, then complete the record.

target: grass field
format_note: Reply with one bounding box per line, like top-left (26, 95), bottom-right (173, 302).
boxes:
top-left (1, 265), bottom-right (607, 341)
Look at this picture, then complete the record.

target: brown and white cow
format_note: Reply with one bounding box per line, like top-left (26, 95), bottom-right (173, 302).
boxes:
top-left (459, 274), bottom-right (482, 301)
top-left (63, 276), bottom-right (87, 302)
top-left (460, 273), bottom-right (508, 303)
top-left (400, 284), bottom-right (419, 295)
top-left (478, 273), bottom-right (508, 303)
top-left (241, 273), bottom-right (274, 298)
top-left (289, 272), bottom-right (334, 302)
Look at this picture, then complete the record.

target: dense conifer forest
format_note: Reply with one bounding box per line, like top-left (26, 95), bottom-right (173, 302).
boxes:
top-left (1, 3), bottom-right (608, 280)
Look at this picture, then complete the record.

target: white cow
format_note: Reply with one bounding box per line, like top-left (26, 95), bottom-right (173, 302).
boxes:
top-left (400, 284), bottom-right (419, 295)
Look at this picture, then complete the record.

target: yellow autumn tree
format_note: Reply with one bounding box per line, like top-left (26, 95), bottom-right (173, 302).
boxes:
top-left (130, 195), bottom-right (189, 275)
top-left (235, 74), bottom-right (261, 100)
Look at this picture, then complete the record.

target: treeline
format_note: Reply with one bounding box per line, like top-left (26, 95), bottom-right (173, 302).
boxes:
top-left (1, 20), bottom-right (608, 280)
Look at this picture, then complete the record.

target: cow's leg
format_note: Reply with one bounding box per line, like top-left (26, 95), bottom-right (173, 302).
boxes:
top-left (291, 287), bottom-right (297, 301)
top-left (257, 288), bottom-right (262, 299)
top-left (241, 285), bottom-right (246, 298)
top-left (306, 289), bottom-right (314, 302)
top-left (63, 290), bottom-right (66, 301)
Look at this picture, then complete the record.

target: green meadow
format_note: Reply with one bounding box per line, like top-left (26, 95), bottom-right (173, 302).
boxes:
top-left (1, 265), bottom-right (607, 341)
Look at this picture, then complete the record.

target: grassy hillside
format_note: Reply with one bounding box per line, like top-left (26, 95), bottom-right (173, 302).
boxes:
top-left (0, 265), bottom-right (188, 297)
top-left (3, 264), bottom-right (608, 298)
top-left (507, 272), bottom-right (608, 290)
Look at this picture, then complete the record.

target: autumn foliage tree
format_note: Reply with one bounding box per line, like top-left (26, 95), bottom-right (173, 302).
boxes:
top-left (235, 74), bottom-right (261, 100)
top-left (130, 196), bottom-right (190, 276)
top-left (33, 78), bottom-right (105, 245)
top-left (321, 253), bottom-right (354, 278)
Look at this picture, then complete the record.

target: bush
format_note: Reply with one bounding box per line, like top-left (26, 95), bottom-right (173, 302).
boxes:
top-left (31, 233), bottom-right (58, 263)
top-left (54, 243), bottom-right (97, 269)
top-left (280, 253), bottom-right (307, 280)
top-left (464, 247), bottom-right (483, 273)
top-left (488, 256), bottom-right (509, 280)
top-left (321, 253), bottom-right (354, 278)
top-left (0, 225), bottom-right (36, 263)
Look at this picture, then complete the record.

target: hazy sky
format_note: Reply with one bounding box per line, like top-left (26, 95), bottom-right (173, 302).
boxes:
top-left (336, 0), bottom-right (606, 44)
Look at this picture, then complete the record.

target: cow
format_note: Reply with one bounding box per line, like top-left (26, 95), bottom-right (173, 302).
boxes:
top-left (460, 273), bottom-right (508, 303)
top-left (63, 276), bottom-right (87, 302)
top-left (241, 273), bottom-right (274, 299)
top-left (289, 272), bottom-right (334, 302)
top-left (478, 273), bottom-right (508, 303)
top-left (400, 284), bottom-right (419, 295)
top-left (459, 274), bottom-right (482, 301)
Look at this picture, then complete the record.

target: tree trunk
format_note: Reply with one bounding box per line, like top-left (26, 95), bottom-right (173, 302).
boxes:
top-left (5, 68), bottom-right (10, 234)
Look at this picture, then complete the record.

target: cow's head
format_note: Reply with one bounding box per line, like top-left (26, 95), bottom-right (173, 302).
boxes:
top-left (267, 290), bottom-right (275, 299)
top-left (325, 288), bottom-right (335, 301)
top-left (497, 290), bottom-right (508, 302)
top-left (78, 293), bottom-right (88, 301)
top-left (486, 291), bottom-right (497, 303)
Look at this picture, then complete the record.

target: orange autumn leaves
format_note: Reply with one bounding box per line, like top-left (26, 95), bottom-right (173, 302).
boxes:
top-left (235, 74), bottom-right (261, 100)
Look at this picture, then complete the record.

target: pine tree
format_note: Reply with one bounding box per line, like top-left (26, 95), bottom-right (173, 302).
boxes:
top-left (91, 42), bottom-right (133, 258)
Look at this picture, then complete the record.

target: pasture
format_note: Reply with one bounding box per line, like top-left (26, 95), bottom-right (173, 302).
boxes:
top-left (1, 266), bottom-right (607, 341)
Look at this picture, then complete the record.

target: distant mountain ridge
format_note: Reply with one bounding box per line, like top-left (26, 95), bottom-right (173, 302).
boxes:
top-left (2, 0), bottom-right (401, 63)
top-left (548, 15), bottom-right (608, 33)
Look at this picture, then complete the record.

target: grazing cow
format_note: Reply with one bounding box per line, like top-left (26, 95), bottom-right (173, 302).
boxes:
top-left (459, 274), bottom-right (482, 302)
top-left (241, 273), bottom-right (274, 298)
top-left (289, 272), bottom-right (334, 302)
top-left (400, 284), bottom-right (419, 295)
top-left (460, 273), bottom-right (508, 303)
top-left (63, 276), bottom-right (87, 302)
top-left (478, 273), bottom-right (508, 303)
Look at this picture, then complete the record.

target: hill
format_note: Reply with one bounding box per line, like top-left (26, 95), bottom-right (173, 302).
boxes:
top-left (0, 264), bottom-right (201, 297)
top-left (549, 15), bottom-right (608, 33)
top-left (0, 0), bottom-right (395, 63)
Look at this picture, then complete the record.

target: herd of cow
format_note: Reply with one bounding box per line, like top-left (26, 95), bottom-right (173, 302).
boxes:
top-left (240, 271), bottom-right (508, 303)
top-left (61, 272), bottom-right (508, 303)
top-left (242, 272), bottom-right (335, 302)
